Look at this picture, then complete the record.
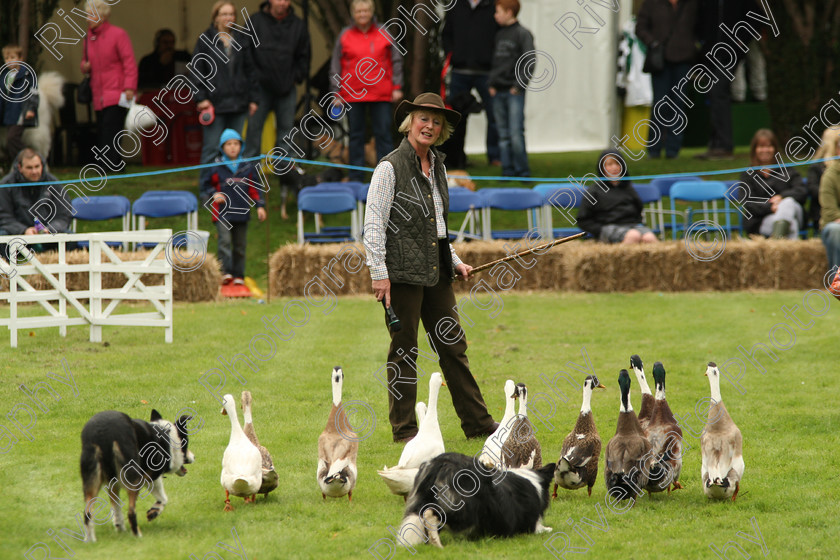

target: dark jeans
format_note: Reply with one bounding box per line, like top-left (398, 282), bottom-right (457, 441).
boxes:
top-left (4, 124), bottom-right (25, 164)
top-left (707, 65), bottom-right (733, 152)
top-left (822, 222), bottom-right (840, 272)
top-left (450, 71), bottom-right (500, 163)
top-left (347, 102), bottom-right (393, 182)
top-left (199, 112), bottom-right (247, 186)
top-left (96, 105), bottom-right (129, 165)
top-left (493, 90), bottom-right (530, 177)
top-left (245, 86), bottom-right (296, 160)
top-left (216, 220), bottom-right (248, 278)
top-left (648, 62), bottom-right (691, 158)
top-left (385, 247), bottom-right (494, 440)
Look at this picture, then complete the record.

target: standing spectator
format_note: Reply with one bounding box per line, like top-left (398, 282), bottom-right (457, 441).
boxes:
top-left (636, 0), bottom-right (698, 159)
top-left (694, 0), bottom-right (755, 160)
top-left (442, 0), bottom-right (500, 166)
top-left (0, 148), bottom-right (72, 237)
top-left (137, 29), bottom-right (191, 90)
top-left (201, 128), bottom-right (266, 288)
top-left (80, 0), bottom-right (137, 167)
top-left (330, 0), bottom-right (403, 182)
top-left (730, 39), bottom-right (767, 102)
top-left (363, 92), bottom-right (498, 442)
top-left (739, 129), bottom-right (807, 239)
top-left (488, 0), bottom-right (533, 178)
top-left (577, 151), bottom-right (659, 244)
top-left (243, 0), bottom-right (310, 160)
top-left (0, 44), bottom-right (38, 166)
top-left (193, 1), bottom-right (259, 188)
top-left (819, 132), bottom-right (840, 272)
top-left (806, 128), bottom-right (839, 232)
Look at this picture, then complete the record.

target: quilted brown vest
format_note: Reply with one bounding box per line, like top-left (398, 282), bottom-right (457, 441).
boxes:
top-left (382, 137), bottom-right (451, 286)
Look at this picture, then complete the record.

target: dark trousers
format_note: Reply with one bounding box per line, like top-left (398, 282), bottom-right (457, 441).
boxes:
top-left (4, 125), bottom-right (25, 163)
top-left (450, 71), bottom-right (500, 163)
top-left (96, 105), bottom-right (129, 165)
top-left (707, 65), bottom-right (734, 152)
top-left (347, 102), bottom-right (393, 182)
top-left (648, 62), bottom-right (691, 157)
top-left (216, 220), bottom-right (248, 278)
top-left (386, 248), bottom-right (494, 439)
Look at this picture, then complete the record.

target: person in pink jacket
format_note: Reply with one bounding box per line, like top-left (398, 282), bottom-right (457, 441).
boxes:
top-left (80, 0), bottom-right (137, 167)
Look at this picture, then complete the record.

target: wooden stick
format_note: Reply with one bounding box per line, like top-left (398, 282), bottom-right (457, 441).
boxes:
top-left (458, 232), bottom-right (585, 279)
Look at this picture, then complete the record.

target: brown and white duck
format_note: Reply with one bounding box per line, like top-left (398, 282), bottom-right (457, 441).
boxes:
top-left (501, 383), bottom-right (542, 469)
top-left (554, 374), bottom-right (605, 497)
top-left (630, 354), bottom-right (655, 434)
top-left (644, 362), bottom-right (684, 494)
top-left (701, 362), bottom-right (745, 501)
top-left (241, 391), bottom-right (278, 497)
top-left (604, 370), bottom-right (653, 502)
top-left (317, 366), bottom-right (358, 501)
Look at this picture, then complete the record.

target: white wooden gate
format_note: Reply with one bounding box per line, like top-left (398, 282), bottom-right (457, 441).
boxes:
top-left (0, 230), bottom-right (173, 348)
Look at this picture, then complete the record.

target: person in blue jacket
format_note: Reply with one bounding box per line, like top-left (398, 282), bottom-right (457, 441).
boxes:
top-left (1, 44), bottom-right (39, 166)
top-left (201, 128), bottom-right (267, 286)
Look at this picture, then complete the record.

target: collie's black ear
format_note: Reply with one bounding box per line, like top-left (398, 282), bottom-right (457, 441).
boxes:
top-left (150, 409), bottom-right (163, 422)
top-left (537, 463), bottom-right (556, 482)
top-left (176, 415), bottom-right (191, 436)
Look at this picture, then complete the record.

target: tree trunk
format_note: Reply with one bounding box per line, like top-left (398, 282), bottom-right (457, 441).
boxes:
top-left (18, 0), bottom-right (29, 59)
top-left (764, 0), bottom-right (840, 147)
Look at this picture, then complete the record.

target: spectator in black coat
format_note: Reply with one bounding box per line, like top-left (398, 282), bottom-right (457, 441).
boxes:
top-left (739, 129), bottom-right (808, 238)
top-left (636, 0), bottom-right (699, 159)
top-left (243, 0), bottom-right (310, 160)
top-left (577, 151), bottom-right (658, 244)
top-left (0, 149), bottom-right (72, 238)
top-left (192, 1), bottom-right (259, 187)
top-left (137, 29), bottom-right (191, 90)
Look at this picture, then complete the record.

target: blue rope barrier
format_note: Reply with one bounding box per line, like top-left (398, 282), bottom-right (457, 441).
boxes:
top-left (2, 153), bottom-right (838, 189)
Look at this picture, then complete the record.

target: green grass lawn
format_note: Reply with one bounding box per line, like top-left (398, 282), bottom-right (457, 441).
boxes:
top-left (50, 145), bottom-right (762, 289)
top-left (1, 291), bottom-right (838, 559)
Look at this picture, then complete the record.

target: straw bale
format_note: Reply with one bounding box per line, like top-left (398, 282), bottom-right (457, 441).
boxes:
top-left (0, 249), bottom-right (219, 302)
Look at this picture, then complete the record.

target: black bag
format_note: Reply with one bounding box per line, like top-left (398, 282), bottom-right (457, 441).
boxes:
top-left (642, 43), bottom-right (665, 74)
top-left (77, 38), bottom-right (92, 104)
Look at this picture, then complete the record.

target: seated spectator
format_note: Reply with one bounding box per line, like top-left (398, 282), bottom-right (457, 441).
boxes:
top-left (137, 29), bottom-right (190, 90)
top-left (577, 150), bottom-right (658, 244)
top-left (0, 148), bottom-right (72, 237)
top-left (819, 132), bottom-right (840, 272)
top-left (739, 129), bottom-right (808, 239)
top-left (807, 128), bottom-right (840, 232)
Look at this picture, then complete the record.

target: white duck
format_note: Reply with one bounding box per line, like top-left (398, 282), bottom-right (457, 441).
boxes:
top-left (317, 366), bottom-right (359, 501)
top-left (221, 393), bottom-right (262, 511)
top-left (478, 379), bottom-right (517, 468)
top-left (378, 372), bottom-right (446, 498)
top-left (701, 362), bottom-right (745, 501)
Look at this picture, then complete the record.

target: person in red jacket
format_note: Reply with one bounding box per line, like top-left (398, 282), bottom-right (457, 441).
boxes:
top-left (80, 0), bottom-right (137, 167)
top-left (330, 0), bottom-right (403, 182)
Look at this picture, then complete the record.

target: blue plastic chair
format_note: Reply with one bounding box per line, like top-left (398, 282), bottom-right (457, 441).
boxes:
top-left (132, 195), bottom-right (195, 249)
top-left (71, 195), bottom-right (132, 249)
top-left (633, 183), bottom-right (664, 238)
top-left (139, 190), bottom-right (199, 230)
top-left (669, 181), bottom-right (734, 240)
top-left (651, 175), bottom-right (704, 198)
top-left (479, 188), bottom-right (544, 240)
top-left (297, 184), bottom-right (359, 240)
top-left (532, 184), bottom-right (587, 239)
top-left (448, 186), bottom-right (484, 242)
top-left (297, 190), bottom-right (357, 244)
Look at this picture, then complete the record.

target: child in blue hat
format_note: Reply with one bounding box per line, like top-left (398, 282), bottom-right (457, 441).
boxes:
top-left (201, 128), bottom-right (267, 288)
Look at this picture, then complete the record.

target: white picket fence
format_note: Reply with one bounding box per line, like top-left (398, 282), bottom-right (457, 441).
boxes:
top-left (0, 230), bottom-right (173, 348)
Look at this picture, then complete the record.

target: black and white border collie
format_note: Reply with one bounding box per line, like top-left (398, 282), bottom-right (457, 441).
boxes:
top-left (79, 409), bottom-right (194, 542)
top-left (398, 452), bottom-right (555, 548)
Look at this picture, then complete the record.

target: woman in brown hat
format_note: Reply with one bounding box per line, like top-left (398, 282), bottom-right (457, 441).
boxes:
top-left (363, 92), bottom-right (498, 443)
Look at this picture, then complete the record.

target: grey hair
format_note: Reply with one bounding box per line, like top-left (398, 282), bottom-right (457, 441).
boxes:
top-left (397, 111), bottom-right (454, 146)
top-left (86, 0), bottom-right (112, 20)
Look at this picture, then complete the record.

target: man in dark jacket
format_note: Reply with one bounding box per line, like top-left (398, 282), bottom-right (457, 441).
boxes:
top-left (0, 148), bottom-right (72, 237)
top-left (243, 0), bottom-right (311, 160)
top-left (442, 0), bottom-right (500, 165)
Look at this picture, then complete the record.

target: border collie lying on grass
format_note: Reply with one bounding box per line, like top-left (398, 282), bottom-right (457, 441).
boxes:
top-left (79, 409), bottom-right (194, 542)
top-left (398, 452), bottom-right (555, 548)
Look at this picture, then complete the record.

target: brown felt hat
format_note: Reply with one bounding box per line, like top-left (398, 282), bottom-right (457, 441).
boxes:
top-left (394, 92), bottom-right (461, 128)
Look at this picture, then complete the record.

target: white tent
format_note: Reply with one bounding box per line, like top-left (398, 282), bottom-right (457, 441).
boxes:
top-left (463, 0), bottom-right (635, 155)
